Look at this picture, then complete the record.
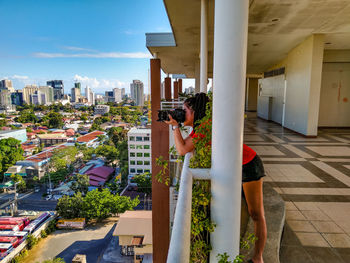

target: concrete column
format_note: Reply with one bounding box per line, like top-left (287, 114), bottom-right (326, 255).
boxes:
top-left (200, 0), bottom-right (208, 93)
top-left (195, 59), bottom-right (200, 93)
top-left (173, 80), bottom-right (179, 99)
top-left (165, 77), bottom-right (172, 101)
top-left (178, 79), bottom-right (183, 94)
top-left (211, 0), bottom-right (249, 261)
top-left (150, 58), bottom-right (170, 263)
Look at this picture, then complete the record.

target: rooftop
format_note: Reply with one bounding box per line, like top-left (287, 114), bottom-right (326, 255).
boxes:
top-left (76, 131), bottom-right (105, 143)
top-left (128, 127), bottom-right (151, 135)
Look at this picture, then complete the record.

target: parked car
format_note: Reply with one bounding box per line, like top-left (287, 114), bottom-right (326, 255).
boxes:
top-left (45, 194), bottom-right (52, 201)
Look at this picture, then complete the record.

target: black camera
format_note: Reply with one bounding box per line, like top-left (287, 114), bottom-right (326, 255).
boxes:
top-left (157, 109), bottom-right (186, 123)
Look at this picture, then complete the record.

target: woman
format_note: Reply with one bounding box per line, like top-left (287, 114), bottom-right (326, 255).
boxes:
top-left (165, 93), bottom-right (267, 263)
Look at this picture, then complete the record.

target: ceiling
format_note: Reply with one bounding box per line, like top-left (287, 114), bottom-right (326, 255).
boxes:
top-left (146, 0), bottom-right (350, 77)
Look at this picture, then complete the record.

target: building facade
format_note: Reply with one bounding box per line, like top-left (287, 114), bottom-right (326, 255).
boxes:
top-left (130, 80), bottom-right (144, 106)
top-left (22, 85), bottom-right (39, 104)
top-left (0, 129), bottom-right (27, 143)
top-left (113, 88), bottom-right (122, 103)
top-left (94, 105), bottom-right (110, 115)
top-left (11, 90), bottom-right (24, 106)
top-left (128, 128), bottom-right (151, 183)
top-left (47, 80), bottom-right (64, 100)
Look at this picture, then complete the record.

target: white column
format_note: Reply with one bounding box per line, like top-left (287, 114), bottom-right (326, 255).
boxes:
top-left (210, 0), bottom-right (249, 261)
top-left (195, 59), bottom-right (200, 93)
top-left (200, 0), bottom-right (208, 93)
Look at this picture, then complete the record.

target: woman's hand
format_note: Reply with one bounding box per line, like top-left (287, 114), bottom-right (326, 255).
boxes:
top-left (164, 114), bottom-right (179, 126)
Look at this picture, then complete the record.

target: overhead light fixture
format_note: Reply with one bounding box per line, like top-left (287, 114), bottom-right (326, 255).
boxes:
top-left (325, 42), bottom-right (332, 45)
top-left (271, 18), bottom-right (279, 22)
top-left (253, 43), bottom-right (259, 46)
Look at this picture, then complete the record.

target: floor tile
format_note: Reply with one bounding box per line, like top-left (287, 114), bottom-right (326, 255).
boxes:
top-left (322, 233), bottom-right (350, 248)
top-left (295, 232), bottom-right (330, 247)
top-left (303, 247), bottom-right (345, 263)
top-left (301, 210), bottom-right (331, 221)
top-left (294, 202), bottom-right (320, 211)
top-left (280, 245), bottom-right (314, 263)
top-left (285, 135), bottom-right (330, 142)
top-left (243, 135), bottom-right (265, 141)
top-left (311, 221), bottom-right (344, 233)
top-left (251, 145), bottom-right (285, 156)
top-left (286, 210), bottom-right (307, 220)
top-left (285, 201), bottom-right (298, 210)
top-left (287, 220), bottom-right (317, 232)
top-left (307, 146), bottom-right (350, 156)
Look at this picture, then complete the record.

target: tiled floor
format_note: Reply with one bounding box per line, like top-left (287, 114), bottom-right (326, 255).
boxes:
top-left (244, 114), bottom-right (350, 263)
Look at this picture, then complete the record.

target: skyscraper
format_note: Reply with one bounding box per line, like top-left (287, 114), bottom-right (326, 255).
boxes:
top-left (130, 80), bottom-right (144, 106)
top-left (47, 80), bottom-right (64, 100)
top-left (71, 86), bottom-right (81, 103)
top-left (22, 85), bottom-right (39, 104)
top-left (39, 86), bottom-right (54, 105)
top-left (113, 88), bottom-right (122, 103)
top-left (0, 89), bottom-right (12, 108)
top-left (11, 90), bottom-right (24, 106)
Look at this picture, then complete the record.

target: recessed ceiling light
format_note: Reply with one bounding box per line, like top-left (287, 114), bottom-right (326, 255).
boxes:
top-left (325, 42), bottom-right (332, 45)
top-left (271, 18), bottom-right (279, 22)
top-left (253, 43), bottom-right (259, 46)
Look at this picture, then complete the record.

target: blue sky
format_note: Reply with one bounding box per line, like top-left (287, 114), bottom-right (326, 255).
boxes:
top-left (0, 0), bottom-right (189, 94)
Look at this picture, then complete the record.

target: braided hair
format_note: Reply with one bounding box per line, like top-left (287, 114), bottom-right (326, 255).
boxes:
top-left (184, 93), bottom-right (209, 129)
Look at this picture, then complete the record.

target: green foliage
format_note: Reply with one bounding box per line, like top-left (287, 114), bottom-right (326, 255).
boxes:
top-left (0, 118), bottom-right (7, 127)
top-left (42, 111), bottom-right (63, 128)
top-left (0, 138), bottom-right (24, 180)
top-left (106, 178), bottom-right (120, 194)
top-left (40, 229), bottom-right (48, 238)
top-left (46, 219), bottom-right (57, 234)
top-left (16, 109), bottom-right (38, 123)
top-left (10, 248), bottom-right (28, 263)
top-left (133, 172), bottom-right (152, 195)
top-left (56, 189), bottom-right (139, 221)
top-left (42, 168), bottom-right (70, 186)
top-left (26, 234), bottom-right (38, 250)
top-left (155, 156), bottom-right (170, 186)
top-left (70, 174), bottom-right (90, 194)
top-left (49, 146), bottom-right (78, 171)
top-left (94, 144), bottom-right (119, 166)
top-left (10, 173), bottom-right (26, 191)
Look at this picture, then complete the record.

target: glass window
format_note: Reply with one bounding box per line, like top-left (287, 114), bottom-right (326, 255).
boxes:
top-left (144, 145), bottom-right (150, 149)
top-left (144, 137), bottom-right (150, 141)
top-left (144, 153), bottom-right (150, 157)
top-left (137, 152), bottom-right (143, 157)
top-left (137, 160), bottom-right (143, 165)
top-left (130, 136), bottom-right (135, 141)
top-left (130, 168), bottom-right (135, 173)
top-left (130, 152), bottom-right (135, 157)
top-left (130, 160), bottom-right (135, 165)
top-left (130, 145), bottom-right (135, 149)
top-left (137, 169), bottom-right (143, 174)
top-left (144, 169), bottom-right (150, 173)
top-left (136, 145), bottom-right (143, 149)
top-left (144, 161), bottom-right (150, 165)
top-left (136, 136), bottom-right (143, 141)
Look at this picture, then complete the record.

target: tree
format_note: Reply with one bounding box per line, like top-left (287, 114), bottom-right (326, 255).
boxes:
top-left (0, 138), bottom-right (24, 180)
top-left (94, 145), bottom-right (118, 166)
top-left (43, 111), bottom-right (63, 128)
top-left (10, 174), bottom-right (26, 191)
top-left (16, 109), bottom-right (38, 123)
top-left (49, 146), bottom-right (78, 171)
top-left (42, 258), bottom-right (66, 263)
top-left (70, 174), bottom-right (90, 194)
top-left (56, 192), bottom-right (85, 219)
top-left (133, 173), bottom-right (152, 195)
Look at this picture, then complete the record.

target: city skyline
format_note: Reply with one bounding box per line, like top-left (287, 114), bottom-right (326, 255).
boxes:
top-left (0, 0), bottom-right (197, 94)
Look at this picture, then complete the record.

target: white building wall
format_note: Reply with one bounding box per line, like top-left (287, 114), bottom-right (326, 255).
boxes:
top-left (128, 128), bottom-right (151, 181)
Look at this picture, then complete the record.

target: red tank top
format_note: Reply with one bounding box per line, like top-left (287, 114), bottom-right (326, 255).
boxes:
top-left (189, 131), bottom-right (256, 165)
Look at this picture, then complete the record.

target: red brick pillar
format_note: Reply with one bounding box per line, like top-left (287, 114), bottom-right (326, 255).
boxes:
top-left (150, 58), bottom-right (170, 263)
top-left (178, 78), bottom-right (183, 94)
top-left (173, 80), bottom-right (179, 100)
top-left (164, 77), bottom-right (171, 101)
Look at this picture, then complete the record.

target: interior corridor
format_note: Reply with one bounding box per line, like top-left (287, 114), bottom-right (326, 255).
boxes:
top-left (244, 113), bottom-right (350, 263)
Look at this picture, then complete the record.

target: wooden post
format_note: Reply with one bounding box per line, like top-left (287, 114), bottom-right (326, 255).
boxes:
top-left (165, 77), bottom-right (172, 101)
top-left (151, 58), bottom-right (170, 263)
top-left (173, 80), bottom-right (179, 100)
top-left (178, 79), bottom-right (183, 94)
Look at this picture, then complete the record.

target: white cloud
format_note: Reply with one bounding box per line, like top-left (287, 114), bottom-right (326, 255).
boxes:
top-left (33, 52), bottom-right (151, 59)
top-left (62, 46), bottom-right (97, 52)
top-left (73, 75), bottom-right (127, 92)
top-left (11, 75), bottom-right (29, 80)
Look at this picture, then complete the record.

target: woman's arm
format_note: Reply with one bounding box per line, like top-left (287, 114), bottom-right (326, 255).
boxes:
top-left (165, 115), bottom-right (194, 156)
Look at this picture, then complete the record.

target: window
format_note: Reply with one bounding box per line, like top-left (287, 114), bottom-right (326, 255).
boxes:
top-left (144, 137), bottom-right (150, 141)
top-left (144, 153), bottom-right (150, 157)
top-left (130, 145), bottom-right (135, 149)
top-left (130, 152), bottom-right (135, 157)
top-left (130, 168), bottom-right (135, 173)
top-left (137, 169), bottom-right (143, 174)
top-left (137, 153), bottom-right (143, 157)
top-left (136, 136), bottom-right (143, 141)
top-left (130, 136), bottom-right (135, 141)
top-left (144, 169), bottom-right (150, 173)
top-left (137, 161), bottom-right (143, 165)
top-left (144, 161), bottom-right (150, 165)
top-left (136, 145), bottom-right (143, 149)
top-left (130, 161), bottom-right (135, 165)
top-left (144, 145), bottom-right (150, 149)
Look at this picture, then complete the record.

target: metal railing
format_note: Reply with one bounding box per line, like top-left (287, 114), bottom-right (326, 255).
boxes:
top-left (167, 152), bottom-right (211, 263)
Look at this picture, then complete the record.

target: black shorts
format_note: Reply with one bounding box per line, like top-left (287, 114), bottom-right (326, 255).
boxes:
top-left (242, 155), bottom-right (265, 183)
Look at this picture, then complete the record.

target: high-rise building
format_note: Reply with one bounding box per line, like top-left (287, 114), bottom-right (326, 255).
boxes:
top-left (130, 80), bottom-right (144, 106)
top-left (185, 86), bottom-right (195, 95)
top-left (85, 86), bottom-right (91, 103)
top-left (39, 86), bottom-right (54, 104)
top-left (0, 79), bottom-right (13, 90)
top-left (121, 88), bottom-right (126, 99)
top-left (0, 89), bottom-right (12, 108)
top-left (74, 82), bottom-right (81, 90)
top-left (22, 85), bottom-right (38, 104)
top-left (11, 90), bottom-right (24, 106)
top-left (47, 80), bottom-right (64, 100)
top-left (71, 85), bottom-right (81, 103)
top-left (113, 88), bottom-right (122, 103)
top-left (105, 91), bottom-right (114, 103)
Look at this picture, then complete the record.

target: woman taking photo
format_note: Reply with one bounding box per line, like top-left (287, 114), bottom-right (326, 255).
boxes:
top-left (164, 93), bottom-right (267, 263)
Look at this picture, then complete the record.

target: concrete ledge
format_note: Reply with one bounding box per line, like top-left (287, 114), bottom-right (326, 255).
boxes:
top-left (241, 183), bottom-right (285, 263)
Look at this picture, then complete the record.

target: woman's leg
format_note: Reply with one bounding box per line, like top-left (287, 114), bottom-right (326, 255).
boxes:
top-left (242, 179), bottom-right (267, 263)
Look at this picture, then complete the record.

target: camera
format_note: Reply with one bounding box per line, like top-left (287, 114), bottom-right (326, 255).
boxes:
top-left (157, 109), bottom-right (186, 123)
